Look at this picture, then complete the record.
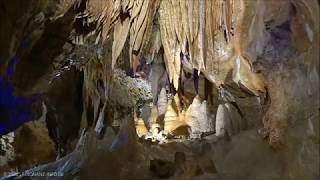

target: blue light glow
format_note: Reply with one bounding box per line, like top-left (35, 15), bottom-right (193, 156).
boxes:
top-left (0, 56), bottom-right (40, 135)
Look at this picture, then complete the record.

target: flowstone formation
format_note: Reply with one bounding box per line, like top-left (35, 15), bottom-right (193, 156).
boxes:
top-left (0, 0), bottom-right (319, 179)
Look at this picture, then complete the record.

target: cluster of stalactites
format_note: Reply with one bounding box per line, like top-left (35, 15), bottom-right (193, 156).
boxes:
top-left (75, 0), bottom-right (238, 137)
top-left (158, 0), bottom-right (234, 89)
top-left (74, 0), bottom-right (235, 88)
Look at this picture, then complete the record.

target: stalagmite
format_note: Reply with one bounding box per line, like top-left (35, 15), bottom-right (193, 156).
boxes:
top-left (215, 102), bottom-right (244, 138)
top-left (199, 101), bottom-right (214, 133)
top-left (157, 88), bottom-right (168, 115)
top-left (188, 95), bottom-right (202, 138)
top-left (215, 104), bottom-right (231, 137)
top-left (187, 95), bottom-right (215, 138)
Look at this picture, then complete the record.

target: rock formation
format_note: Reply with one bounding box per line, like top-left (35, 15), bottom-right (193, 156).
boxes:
top-left (0, 0), bottom-right (319, 179)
